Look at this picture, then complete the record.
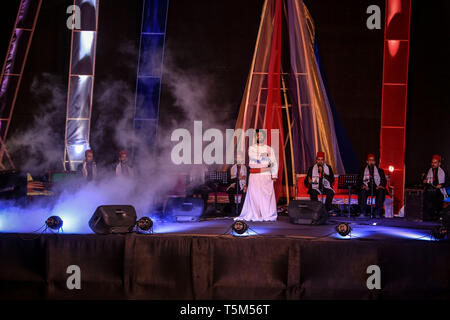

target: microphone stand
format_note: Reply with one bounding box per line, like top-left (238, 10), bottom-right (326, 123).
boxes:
top-left (234, 163), bottom-right (245, 216)
top-left (319, 166), bottom-right (325, 206)
top-left (235, 170), bottom-right (240, 217)
top-left (370, 174), bottom-right (375, 219)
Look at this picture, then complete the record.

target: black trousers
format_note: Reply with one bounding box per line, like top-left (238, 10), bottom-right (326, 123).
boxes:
top-left (423, 188), bottom-right (444, 218)
top-left (359, 187), bottom-right (385, 216)
top-left (309, 188), bottom-right (334, 211)
top-left (227, 186), bottom-right (246, 216)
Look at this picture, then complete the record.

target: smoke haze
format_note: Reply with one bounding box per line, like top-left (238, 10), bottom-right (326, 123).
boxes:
top-left (0, 44), bottom-right (235, 233)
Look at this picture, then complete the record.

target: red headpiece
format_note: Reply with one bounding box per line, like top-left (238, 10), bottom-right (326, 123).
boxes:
top-left (85, 149), bottom-right (93, 157)
top-left (432, 154), bottom-right (441, 161)
top-left (316, 151), bottom-right (325, 158)
top-left (119, 150), bottom-right (127, 156)
top-left (367, 153), bottom-right (376, 160)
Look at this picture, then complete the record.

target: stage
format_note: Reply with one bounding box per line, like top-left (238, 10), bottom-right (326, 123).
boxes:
top-left (1, 216), bottom-right (449, 300)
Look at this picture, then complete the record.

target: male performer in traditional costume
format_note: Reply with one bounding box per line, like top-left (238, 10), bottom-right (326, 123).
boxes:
top-left (78, 149), bottom-right (97, 181)
top-left (227, 151), bottom-right (247, 216)
top-left (422, 154), bottom-right (449, 219)
top-left (236, 130), bottom-right (278, 222)
top-left (357, 154), bottom-right (387, 218)
top-left (115, 150), bottom-right (134, 177)
top-left (304, 152), bottom-right (335, 213)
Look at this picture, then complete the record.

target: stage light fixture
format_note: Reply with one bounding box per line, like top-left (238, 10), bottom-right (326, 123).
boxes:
top-left (136, 217), bottom-right (153, 232)
top-left (388, 166), bottom-right (395, 173)
top-left (431, 225), bottom-right (447, 240)
top-left (232, 220), bottom-right (249, 235)
top-left (46, 216), bottom-right (63, 230)
top-left (335, 222), bottom-right (352, 237)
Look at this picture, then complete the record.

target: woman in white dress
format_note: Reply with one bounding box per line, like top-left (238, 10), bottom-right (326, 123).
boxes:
top-left (235, 130), bottom-right (278, 222)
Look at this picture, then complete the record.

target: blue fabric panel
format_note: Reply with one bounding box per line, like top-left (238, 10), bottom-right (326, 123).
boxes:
top-left (139, 34), bottom-right (165, 77)
top-left (142, 0), bottom-right (169, 33)
top-left (134, 119), bottom-right (158, 148)
top-left (136, 77), bottom-right (161, 119)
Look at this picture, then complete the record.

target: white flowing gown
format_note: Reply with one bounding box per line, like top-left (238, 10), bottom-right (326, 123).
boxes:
top-left (235, 143), bottom-right (278, 222)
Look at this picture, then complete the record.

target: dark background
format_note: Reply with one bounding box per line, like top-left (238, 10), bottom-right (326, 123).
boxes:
top-left (0, 0), bottom-right (449, 184)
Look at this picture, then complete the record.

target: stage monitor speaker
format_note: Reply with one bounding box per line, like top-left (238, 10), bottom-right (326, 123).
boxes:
top-left (89, 205), bottom-right (137, 234)
top-left (288, 200), bottom-right (328, 225)
top-left (164, 197), bottom-right (204, 222)
top-left (405, 188), bottom-right (430, 222)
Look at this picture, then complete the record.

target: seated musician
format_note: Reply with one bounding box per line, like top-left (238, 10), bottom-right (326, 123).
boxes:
top-left (422, 154), bottom-right (449, 220)
top-left (115, 150), bottom-right (134, 177)
top-left (304, 151), bottom-right (335, 213)
top-left (356, 154), bottom-right (387, 218)
top-left (227, 151), bottom-right (247, 216)
top-left (77, 149), bottom-right (97, 181)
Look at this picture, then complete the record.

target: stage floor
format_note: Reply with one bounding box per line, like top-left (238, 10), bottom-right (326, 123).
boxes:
top-left (150, 215), bottom-right (442, 241)
top-left (1, 215), bottom-right (449, 300)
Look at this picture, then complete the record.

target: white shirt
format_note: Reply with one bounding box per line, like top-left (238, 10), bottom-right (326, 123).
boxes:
top-left (115, 162), bottom-right (134, 177)
top-left (248, 143), bottom-right (278, 178)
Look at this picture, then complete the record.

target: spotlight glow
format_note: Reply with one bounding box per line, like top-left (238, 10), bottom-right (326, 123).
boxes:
top-left (78, 31), bottom-right (94, 59)
top-left (56, 214), bottom-right (81, 234)
top-left (377, 226), bottom-right (433, 241)
top-left (74, 144), bottom-right (85, 154)
top-left (81, 0), bottom-right (97, 9)
top-left (388, 166), bottom-right (395, 173)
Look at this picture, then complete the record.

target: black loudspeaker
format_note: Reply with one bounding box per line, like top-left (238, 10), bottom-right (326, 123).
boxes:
top-left (89, 205), bottom-right (137, 234)
top-left (164, 197), bottom-right (204, 222)
top-left (288, 200), bottom-right (328, 225)
top-left (405, 188), bottom-right (429, 222)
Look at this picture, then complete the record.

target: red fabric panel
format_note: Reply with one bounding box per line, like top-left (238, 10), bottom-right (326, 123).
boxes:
top-left (383, 41), bottom-right (409, 84)
top-left (264, 0), bottom-right (284, 201)
top-left (380, 0), bottom-right (411, 213)
top-left (296, 176), bottom-right (309, 196)
top-left (380, 127), bottom-right (405, 169)
top-left (386, 0), bottom-right (411, 40)
top-left (381, 85), bottom-right (407, 127)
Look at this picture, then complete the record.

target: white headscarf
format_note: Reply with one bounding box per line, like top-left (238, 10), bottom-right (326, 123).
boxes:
top-left (426, 167), bottom-right (448, 196)
top-left (311, 164), bottom-right (333, 194)
top-left (363, 165), bottom-right (381, 187)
